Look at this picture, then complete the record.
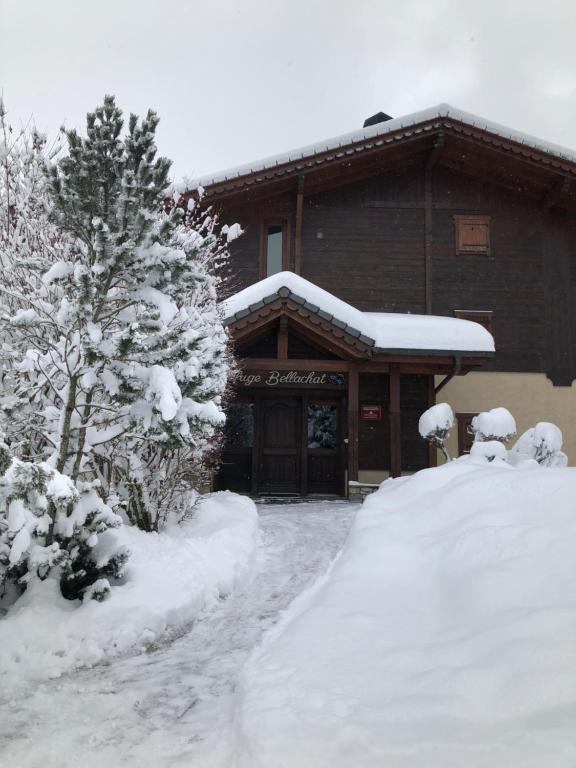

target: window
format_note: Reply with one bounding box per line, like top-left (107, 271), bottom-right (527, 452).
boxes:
top-left (261, 219), bottom-right (288, 277)
top-left (454, 215), bottom-right (491, 256)
top-left (224, 402), bottom-right (254, 449)
top-left (307, 403), bottom-right (338, 450)
top-left (453, 309), bottom-right (493, 334)
top-left (456, 412), bottom-right (478, 455)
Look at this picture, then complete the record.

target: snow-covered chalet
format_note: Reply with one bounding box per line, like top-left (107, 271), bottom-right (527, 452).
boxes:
top-left (186, 105), bottom-right (576, 498)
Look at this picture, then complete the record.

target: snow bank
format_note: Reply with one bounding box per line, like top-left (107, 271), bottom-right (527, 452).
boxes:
top-left (239, 461), bottom-right (576, 768)
top-left (0, 492), bottom-right (258, 695)
top-left (223, 271), bottom-right (494, 353)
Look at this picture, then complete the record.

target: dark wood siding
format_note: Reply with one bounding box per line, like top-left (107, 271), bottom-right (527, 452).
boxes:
top-left (301, 171), bottom-right (426, 313)
top-left (431, 166), bottom-right (546, 374)
top-left (219, 160), bottom-right (576, 384)
top-left (359, 373), bottom-right (390, 470)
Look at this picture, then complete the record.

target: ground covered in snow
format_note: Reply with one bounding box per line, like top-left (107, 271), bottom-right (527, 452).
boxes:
top-left (240, 461), bottom-right (576, 768)
top-left (0, 501), bottom-right (356, 768)
top-left (0, 492), bottom-right (258, 695)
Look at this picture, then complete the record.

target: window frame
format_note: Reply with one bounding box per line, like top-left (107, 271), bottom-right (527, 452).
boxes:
top-left (456, 412), bottom-right (478, 456)
top-left (453, 214), bottom-right (491, 257)
top-left (260, 217), bottom-right (290, 278)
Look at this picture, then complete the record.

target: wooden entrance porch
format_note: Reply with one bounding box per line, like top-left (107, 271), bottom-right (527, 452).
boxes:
top-left (215, 273), bottom-right (493, 497)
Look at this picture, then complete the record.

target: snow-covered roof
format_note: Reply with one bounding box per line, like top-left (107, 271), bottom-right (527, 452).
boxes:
top-left (223, 272), bottom-right (494, 355)
top-left (190, 104), bottom-right (576, 191)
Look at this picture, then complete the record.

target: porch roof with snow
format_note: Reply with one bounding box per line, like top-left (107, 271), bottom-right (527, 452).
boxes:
top-left (223, 272), bottom-right (495, 358)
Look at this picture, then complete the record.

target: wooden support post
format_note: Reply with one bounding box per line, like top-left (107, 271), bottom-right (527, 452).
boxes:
top-left (294, 175), bottom-right (305, 275)
top-left (251, 392), bottom-right (261, 495)
top-left (278, 316), bottom-right (288, 359)
top-left (427, 374), bottom-right (437, 468)
top-left (347, 365), bottom-right (359, 487)
top-left (424, 133), bottom-right (444, 315)
top-left (389, 367), bottom-right (401, 478)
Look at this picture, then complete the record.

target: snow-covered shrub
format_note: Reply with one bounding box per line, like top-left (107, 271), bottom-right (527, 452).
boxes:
top-left (418, 402), bottom-right (454, 461)
top-left (471, 407), bottom-right (516, 443)
top-left (509, 422), bottom-right (568, 467)
top-left (0, 97), bottom-right (239, 532)
top-left (0, 435), bottom-right (128, 604)
top-left (469, 440), bottom-right (508, 464)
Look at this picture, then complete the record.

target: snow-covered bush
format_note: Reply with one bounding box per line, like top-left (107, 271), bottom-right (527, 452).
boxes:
top-left (418, 402), bottom-right (454, 460)
top-left (0, 435), bottom-right (127, 604)
top-left (509, 422), bottom-right (568, 467)
top-left (471, 407), bottom-right (516, 443)
top-left (469, 439), bottom-right (508, 463)
top-left (0, 97), bottom-right (239, 531)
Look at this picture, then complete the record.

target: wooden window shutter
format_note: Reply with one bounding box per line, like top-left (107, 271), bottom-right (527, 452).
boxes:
top-left (456, 412), bottom-right (478, 455)
top-left (454, 215), bottom-right (491, 256)
top-left (453, 309), bottom-right (493, 335)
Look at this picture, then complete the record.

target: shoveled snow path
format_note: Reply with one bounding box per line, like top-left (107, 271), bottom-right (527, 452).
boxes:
top-left (0, 501), bottom-right (357, 768)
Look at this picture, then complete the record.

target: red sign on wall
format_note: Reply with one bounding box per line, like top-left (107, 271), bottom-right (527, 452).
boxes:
top-left (361, 405), bottom-right (381, 421)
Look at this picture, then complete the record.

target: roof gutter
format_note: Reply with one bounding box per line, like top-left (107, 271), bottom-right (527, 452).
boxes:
top-left (435, 355), bottom-right (462, 394)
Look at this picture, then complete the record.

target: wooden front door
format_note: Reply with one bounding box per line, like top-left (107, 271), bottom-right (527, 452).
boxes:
top-left (258, 397), bottom-right (301, 495)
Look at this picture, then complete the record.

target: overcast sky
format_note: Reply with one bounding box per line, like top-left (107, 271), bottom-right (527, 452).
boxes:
top-left (1, 0), bottom-right (576, 181)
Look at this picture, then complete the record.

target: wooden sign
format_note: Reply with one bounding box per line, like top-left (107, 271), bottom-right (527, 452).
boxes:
top-left (239, 370), bottom-right (346, 388)
top-left (361, 404), bottom-right (381, 421)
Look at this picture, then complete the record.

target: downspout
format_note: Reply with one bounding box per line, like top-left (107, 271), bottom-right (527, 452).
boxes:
top-left (435, 355), bottom-right (462, 394)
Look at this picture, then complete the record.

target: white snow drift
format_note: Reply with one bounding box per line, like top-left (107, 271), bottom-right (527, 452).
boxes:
top-left (239, 459), bottom-right (576, 768)
top-left (0, 492), bottom-right (258, 695)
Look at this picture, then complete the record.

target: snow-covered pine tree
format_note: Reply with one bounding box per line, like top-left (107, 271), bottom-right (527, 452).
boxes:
top-left (0, 102), bottom-right (128, 602)
top-left (0, 96), bottom-right (238, 533)
top-left (0, 432), bottom-right (128, 604)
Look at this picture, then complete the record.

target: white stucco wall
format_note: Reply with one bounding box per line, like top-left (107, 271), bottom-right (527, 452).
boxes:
top-left (438, 371), bottom-right (576, 464)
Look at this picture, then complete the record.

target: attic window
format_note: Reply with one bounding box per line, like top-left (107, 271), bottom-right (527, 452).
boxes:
top-left (454, 215), bottom-right (491, 256)
top-left (261, 219), bottom-right (288, 277)
top-left (453, 309), bottom-right (493, 334)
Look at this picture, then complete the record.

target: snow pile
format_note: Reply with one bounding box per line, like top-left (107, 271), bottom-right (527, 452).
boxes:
top-left (239, 461), bottom-right (576, 768)
top-left (0, 492), bottom-right (258, 695)
top-left (223, 272), bottom-right (494, 353)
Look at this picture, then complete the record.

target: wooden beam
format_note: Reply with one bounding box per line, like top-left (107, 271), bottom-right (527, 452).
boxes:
top-left (424, 132), bottom-right (444, 315)
top-left (240, 358), bottom-right (350, 372)
top-left (294, 175), bottom-right (305, 274)
top-left (278, 316), bottom-right (288, 359)
top-left (251, 392), bottom-right (261, 495)
top-left (427, 374), bottom-right (437, 468)
top-left (300, 394), bottom-right (308, 496)
top-left (389, 366), bottom-right (401, 478)
top-left (347, 364), bottom-right (359, 486)
top-left (542, 175), bottom-right (572, 212)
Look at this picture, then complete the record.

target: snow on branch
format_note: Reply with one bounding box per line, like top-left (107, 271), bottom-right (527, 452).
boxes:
top-left (471, 408), bottom-right (516, 443)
